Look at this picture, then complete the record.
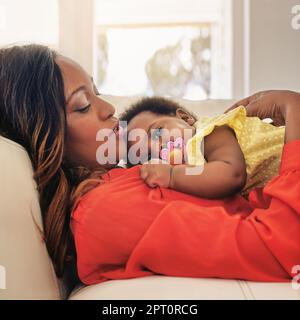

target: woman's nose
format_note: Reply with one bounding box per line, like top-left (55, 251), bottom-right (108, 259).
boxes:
top-left (96, 97), bottom-right (116, 121)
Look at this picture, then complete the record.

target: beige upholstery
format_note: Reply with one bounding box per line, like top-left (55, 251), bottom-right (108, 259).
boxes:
top-left (69, 276), bottom-right (300, 300)
top-left (0, 137), bottom-right (61, 299)
top-left (0, 96), bottom-right (299, 300)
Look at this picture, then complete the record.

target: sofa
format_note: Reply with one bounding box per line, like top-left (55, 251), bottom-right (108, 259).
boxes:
top-left (0, 95), bottom-right (299, 300)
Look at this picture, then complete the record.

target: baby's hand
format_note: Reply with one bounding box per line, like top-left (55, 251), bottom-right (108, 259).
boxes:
top-left (140, 159), bottom-right (173, 188)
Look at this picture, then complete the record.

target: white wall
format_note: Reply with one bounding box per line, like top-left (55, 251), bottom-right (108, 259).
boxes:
top-left (231, 0), bottom-right (246, 99)
top-left (57, 0), bottom-right (300, 99)
top-left (0, 0), bottom-right (58, 46)
top-left (95, 0), bottom-right (221, 25)
top-left (247, 0), bottom-right (300, 95)
top-left (59, 0), bottom-right (95, 75)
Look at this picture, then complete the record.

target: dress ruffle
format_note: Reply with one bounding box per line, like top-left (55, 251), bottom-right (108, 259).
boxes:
top-left (186, 106), bottom-right (247, 166)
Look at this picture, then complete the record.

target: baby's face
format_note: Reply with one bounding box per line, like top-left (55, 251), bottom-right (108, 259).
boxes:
top-left (125, 111), bottom-right (196, 163)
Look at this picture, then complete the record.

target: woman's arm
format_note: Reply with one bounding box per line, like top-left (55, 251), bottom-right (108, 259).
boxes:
top-left (71, 90), bottom-right (300, 285)
top-left (130, 92), bottom-right (300, 281)
top-left (125, 140), bottom-right (300, 282)
top-left (285, 102), bottom-right (300, 142)
top-left (71, 140), bottom-right (300, 284)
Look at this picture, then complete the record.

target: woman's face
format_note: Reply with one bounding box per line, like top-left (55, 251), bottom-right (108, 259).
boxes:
top-left (56, 56), bottom-right (122, 170)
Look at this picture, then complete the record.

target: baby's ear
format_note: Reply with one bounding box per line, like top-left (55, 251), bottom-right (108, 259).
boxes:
top-left (176, 108), bottom-right (196, 125)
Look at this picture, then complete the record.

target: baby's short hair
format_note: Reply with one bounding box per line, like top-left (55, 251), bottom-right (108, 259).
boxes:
top-left (119, 96), bottom-right (197, 124)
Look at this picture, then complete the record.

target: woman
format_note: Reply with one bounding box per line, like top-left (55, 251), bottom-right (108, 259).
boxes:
top-left (0, 45), bottom-right (299, 284)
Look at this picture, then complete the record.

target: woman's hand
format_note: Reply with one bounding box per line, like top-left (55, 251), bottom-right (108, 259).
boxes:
top-left (140, 160), bottom-right (173, 189)
top-left (225, 90), bottom-right (300, 143)
top-left (225, 90), bottom-right (300, 126)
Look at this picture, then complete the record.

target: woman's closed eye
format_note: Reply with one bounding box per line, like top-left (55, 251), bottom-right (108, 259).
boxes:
top-left (76, 104), bottom-right (91, 113)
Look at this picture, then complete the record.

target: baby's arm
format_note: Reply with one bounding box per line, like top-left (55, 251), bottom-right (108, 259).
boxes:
top-left (170, 125), bottom-right (247, 198)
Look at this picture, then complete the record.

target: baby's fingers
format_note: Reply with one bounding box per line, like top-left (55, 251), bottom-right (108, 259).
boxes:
top-left (145, 176), bottom-right (158, 188)
top-left (140, 165), bottom-right (159, 188)
top-left (140, 166), bottom-right (149, 181)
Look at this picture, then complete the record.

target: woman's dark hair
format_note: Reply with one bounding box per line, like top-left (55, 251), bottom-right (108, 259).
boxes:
top-left (120, 96), bottom-right (197, 124)
top-left (0, 44), bottom-right (92, 279)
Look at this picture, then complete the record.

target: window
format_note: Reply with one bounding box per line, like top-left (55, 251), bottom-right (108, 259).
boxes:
top-left (0, 0), bottom-right (234, 99)
top-left (95, 0), bottom-right (232, 100)
top-left (0, 0), bottom-right (59, 48)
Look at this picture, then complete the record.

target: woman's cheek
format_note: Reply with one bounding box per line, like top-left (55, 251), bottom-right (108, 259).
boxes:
top-left (73, 120), bottom-right (100, 144)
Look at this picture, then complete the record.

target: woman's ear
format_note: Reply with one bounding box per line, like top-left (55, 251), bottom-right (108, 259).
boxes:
top-left (176, 108), bottom-right (196, 125)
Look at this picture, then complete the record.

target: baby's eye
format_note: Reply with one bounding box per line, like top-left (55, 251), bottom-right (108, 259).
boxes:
top-left (151, 127), bottom-right (163, 140)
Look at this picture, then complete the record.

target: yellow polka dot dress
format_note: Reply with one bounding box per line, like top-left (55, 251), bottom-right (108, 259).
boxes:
top-left (186, 106), bottom-right (285, 197)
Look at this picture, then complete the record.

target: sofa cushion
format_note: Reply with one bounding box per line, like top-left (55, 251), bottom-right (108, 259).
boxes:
top-left (69, 276), bottom-right (300, 300)
top-left (0, 136), bottom-right (62, 299)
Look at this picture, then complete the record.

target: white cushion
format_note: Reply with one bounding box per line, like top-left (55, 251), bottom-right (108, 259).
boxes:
top-left (0, 136), bottom-right (61, 299)
top-left (69, 276), bottom-right (300, 300)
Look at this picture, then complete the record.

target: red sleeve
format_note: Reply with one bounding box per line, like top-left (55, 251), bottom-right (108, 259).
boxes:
top-left (123, 140), bottom-right (300, 282)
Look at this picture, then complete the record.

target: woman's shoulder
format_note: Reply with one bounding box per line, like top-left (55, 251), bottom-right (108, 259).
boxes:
top-left (70, 165), bottom-right (142, 217)
top-left (104, 165), bottom-right (142, 180)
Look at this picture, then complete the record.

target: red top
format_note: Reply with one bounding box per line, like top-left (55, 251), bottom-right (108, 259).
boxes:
top-left (70, 140), bottom-right (300, 285)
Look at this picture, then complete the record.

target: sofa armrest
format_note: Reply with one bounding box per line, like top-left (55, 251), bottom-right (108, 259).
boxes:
top-left (0, 136), bottom-right (62, 300)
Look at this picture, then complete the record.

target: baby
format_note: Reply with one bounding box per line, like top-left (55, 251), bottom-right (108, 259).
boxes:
top-left (120, 97), bottom-right (285, 199)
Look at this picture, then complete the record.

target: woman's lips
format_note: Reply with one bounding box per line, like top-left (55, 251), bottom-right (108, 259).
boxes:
top-left (110, 122), bottom-right (124, 138)
top-left (112, 122), bottom-right (119, 133)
